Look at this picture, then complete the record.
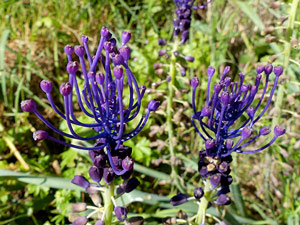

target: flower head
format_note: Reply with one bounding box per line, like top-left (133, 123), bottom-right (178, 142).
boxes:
top-left (189, 64), bottom-right (285, 205)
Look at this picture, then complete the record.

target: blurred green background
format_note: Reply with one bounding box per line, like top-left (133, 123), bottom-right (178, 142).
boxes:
top-left (0, 0), bottom-right (299, 224)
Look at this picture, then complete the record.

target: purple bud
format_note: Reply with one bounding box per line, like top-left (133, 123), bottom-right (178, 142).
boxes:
top-left (148, 99), bottom-right (160, 111)
top-left (180, 66), bottom-right (186, 77)
top-left (215, 194), bottom-right (231, 205)
top-left (183, 9), bottom-right (191, 18)
top-left (33, 130), bottom-right (48, 141)
top-left (221, 175), bottom-right (233, 186)
top-left (199, 166), bottom-right (208, 176)
top-left (81, 35), bottom-right (88, 43)
top-left (94, 155), bottom-right (106, 168)
top-left (74, 45), bottom-right (85, 57)
top-left (220, 92), bottom-right (229, 104)
top-left (256, 66), bottom-right (264, 74)
top-left (158, 38), bottom-right (167, 46)
top-left (101, 26), bottom-right (111, 39)
top-left (260, 126), bottom-right (271, 136)
top-left (72, 203), bottom-right (87, 212)
top-left (103, 41), bottom-right (112, 51)
top-left (274, 125), bottom-right (285, 136)
top-left (250, 86), bottom-right (257, 95)
top-left (185, 56), bottom-right (194, 62)
top-left (171, 193), bottom-right (188, 206)
top-left (225, 139), bottom-right (234, 149)
top-left (64, 45), bottom-right (74, 55)
top-left (205, 139), bottom-right (216, 150)
top-left (59, 82), bottom-right (72, 96)
top-left (181, 30), bottom-right (189, 44)
top-left (193, 187), bottom-right (204, 199)
top-left (210, 173), bottom-right (221, 188)
top-left (110, 38), bottom-right (117, 48)
top-left (89, 166), bottom-right (103, 183)
top-left (223, 66), bottom-right (231, 75)
top-left (173, 51), bottom-right (179, 57)
top-left (264, 64), bottom-right (273, 75)
top-left (274, 66), bottom-right (283, 76)
top-left (114, 206), bottom-right (127, 222)
top-left (113, 66), bottom-right (124, 80)
top-left (241, 84), bottom-right (249, 92)
top-left (21, 99), bottom-right (36, 112)
top-left (103, 167), bottom-right (115, 184)
top-left (158, 49), bottom-right (167, 56)
top-left (201, 106), bottom-right (212, 117)
top-left (67, 61), bottom-right (79, 74)
top-left (122, 156), bottom-right (134, 171)
top-left (190, 77), bottom-right (199, 88)
top-left (96, 73), bottom-right (105, 85)
top-left (125, 177), bottom-right (140, 193)
top-left (119, 46), bottom-right (131, 61)
top-left (71, 175), bottom-right (90, 189)
top-left (112, 54), bottom-right (124, 66)
top-left (40, 80), bottom-right (53, 93)
top-left (218, 161), bottom-right (229, 173)
top-left (246, 106), bottom-right (255, 118)
top-left (72, 216), bottom-right (88, 225)
top-left (241, 126), bottom-right (252, 139)
top-left (214, 83), bottom-right (222, 93)
top-left (173, 19), bottom-right (179, 27)
top-left (207, 66), bottom-right (215, 77)
top-left (95, 220), bottom-right (105, 225)
top-left (122, 31), bottom-right (131, 45)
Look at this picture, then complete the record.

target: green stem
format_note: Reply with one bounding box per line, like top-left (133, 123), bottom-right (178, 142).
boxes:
top-left (103, 184), bottom-right (115, 225)
top-left (195, 181), bottom-right (212, 224)
top-left (167, 38), bottom-right (185, 192)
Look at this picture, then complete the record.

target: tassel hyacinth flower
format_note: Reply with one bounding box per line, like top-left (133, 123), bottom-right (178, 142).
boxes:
top-left (171, 64), bottom-right (285, 224)
top-left (21, 27), bottom-right (159, 225)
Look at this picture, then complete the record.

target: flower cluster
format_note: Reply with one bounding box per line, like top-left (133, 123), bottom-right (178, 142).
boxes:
top-left (21, 27), bottom-right (159, 224)
top-left (171, 64), bottom-right (285, 207)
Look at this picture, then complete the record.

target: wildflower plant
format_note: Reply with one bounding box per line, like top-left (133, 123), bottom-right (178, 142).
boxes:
top-left (171, 64), bottom-right (286, 224)
top-left (21, 27), bottom-right (159, 224)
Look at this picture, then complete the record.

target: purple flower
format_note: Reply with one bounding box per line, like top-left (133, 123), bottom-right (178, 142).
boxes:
top-left (21, 27), bottom-right (159, 187)
top-left (190, 64), bottom-right (285, 205)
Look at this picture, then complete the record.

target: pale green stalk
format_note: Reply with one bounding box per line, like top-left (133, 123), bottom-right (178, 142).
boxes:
top-left (103, 184), bottom-right (115, 225)
top-left (195, 181), bottom-right (212, 224)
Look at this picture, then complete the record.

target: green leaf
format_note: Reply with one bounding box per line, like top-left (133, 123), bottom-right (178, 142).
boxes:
top-left (0, 169), bottom-right (81, 190)
top-left (134, 163), bottom-right (170, 181)
top-left (236, 1), bottom-right (264, 30)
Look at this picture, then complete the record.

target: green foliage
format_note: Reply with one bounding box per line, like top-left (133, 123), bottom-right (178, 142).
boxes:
top-left (0, 0), bottom-right (299, 224)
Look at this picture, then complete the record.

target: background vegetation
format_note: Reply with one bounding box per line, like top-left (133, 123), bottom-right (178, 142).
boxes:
top-left (0, 0), bottom-right (299, 224)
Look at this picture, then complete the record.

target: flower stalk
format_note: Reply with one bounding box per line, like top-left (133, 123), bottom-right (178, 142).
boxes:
top-left (103, 184), bottom-right (114, 225)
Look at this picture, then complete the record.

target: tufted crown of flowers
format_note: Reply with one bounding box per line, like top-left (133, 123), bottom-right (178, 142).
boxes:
top-left (21, 27), bottom-right (160, 177)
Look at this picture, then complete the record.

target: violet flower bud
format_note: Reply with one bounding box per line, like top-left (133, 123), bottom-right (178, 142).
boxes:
top-left (121, 31), bottom-right (131, 45)
top-left (101, 26), bottom-right (111, 39)
top-left (67, 61), bottom-right (79, 74)
top-left (210, 173), bottom-right (221, 188)
top-left (71, 175), bottom-right (90, 189)
top-left (264, 64), bottom-right (273, 75)
top-left (185, 56), bottom-right (194, 62)
top-left (119, 46), bottom-right (131, 61)
top-left (95, 73), bottom-right (105, 85)
top-left (113, 66), bottom-right (124, 80)
top-left (114, 206), bottom-right (127, 222)
top-left (122, 156), bottom-right (134, 171)
top-left (201, 106), bottom-right (212, 117)
top-left (112, 54), bottom-right (124, 66)
top-left (74, 45), bottom-right (85, 57)
top-left (190, 77), bottom-right (199, 88)
top-left (171, 193), bottom-right (188, 206)
top-left (72, 216), bottom-right (88, 225)
top-left (274, 125), bottom-right (285, 136)
top-left (125, 177), bottom-right (140, 193)
top-left (33, 130), bottom-right (48, 141)
top-left (40, 80), bottom-right (53, 93)
top-left (89, 166), bottom-right (103, 183)
top-left (158, 38), bottom-right (167, 45)
top-left (59, 82), bottom-right (72, 96)
top-left (205, 139), bottom-right (216, 150)
top-left (81, 35), bottom-right (88, 43)
top-left (193, 187), bottom-right (204, 199)
top-left (215, 194), bottom-right (231, 205)
top-left (274, 66), bottom-right (283, 76)
top-left (21, 99), bottom-right (36, 112)
top-left (64, 45), bottom-right (74, 55)
top-left (72, 203), bottom-right (87, 212)
top-left (148, 99), bottom-right (160, 111)
top-left (256, 66), bottom-right (264, 74)
top-left (103, 167), bottom-right (115, 184)
top-left (241, 126), bottom-right (252, 139)
top-left (207, 66), bottom-right (215, 77)
top-left (260, 126), bottom-right (271, 136)
top-left (225, 140), bottom-right (233, 149)
top-left (95, 220), bottom-right (105, 225)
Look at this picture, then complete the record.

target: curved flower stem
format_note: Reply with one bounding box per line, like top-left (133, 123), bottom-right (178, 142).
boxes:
top-left (167, 38), bottom-right (184, 193)
top-left (195, 181), bottom-right (212, 224)
top-left (103, 184), bottom-right (115, 225)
